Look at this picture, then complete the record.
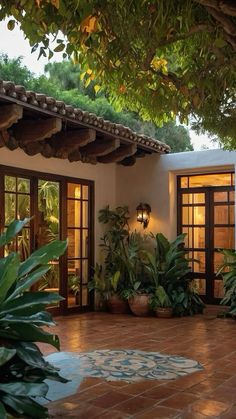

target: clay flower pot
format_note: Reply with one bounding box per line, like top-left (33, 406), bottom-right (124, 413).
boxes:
top-left (107, 294), bottom-right (130, 314)
top-left (156, 307), bottom-right (173, 318)
top-left (128, 294), bottom-right (150, 316)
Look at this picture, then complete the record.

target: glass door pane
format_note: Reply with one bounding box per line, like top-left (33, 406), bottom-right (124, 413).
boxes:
top-left (67, 182), bottom-right (90, 308)
top-left (36, 180), bottom-right (60, 301)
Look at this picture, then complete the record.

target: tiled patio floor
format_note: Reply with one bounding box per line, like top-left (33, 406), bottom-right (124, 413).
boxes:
top-left (43, 308), bottom-right (236, 418)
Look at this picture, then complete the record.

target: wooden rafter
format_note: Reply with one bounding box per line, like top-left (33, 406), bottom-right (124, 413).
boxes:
top-left (98, 144), bottom-right (137, 163)
top-left (0, 104), bottom-right (23, 129)
top-left (80, 138), bottom-right (120, 157)
top-left (50, 128), bottom-right (96, 158)
top-left (14, 117), bottom-right (62, 144)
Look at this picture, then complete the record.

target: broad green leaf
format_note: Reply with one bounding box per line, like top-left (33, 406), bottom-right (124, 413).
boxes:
top-left (6, 265), bottom-right (51, 301)
top-left (1, 292), bottom-right (63, 314)
top-left (0, 253), bottom-right (19, 304)
top-left (0, 402), bottom-right (7, 419)
top-left (0, 219), bottom-right (30, 246)
top-left (0, 382), bottom-right (48, 397)
top-left (2, 393), bottom-right (48, 418)
top-left (1, 311), bottom-right (55, 327)
top-left (2, 323), bottom-right (60, 349)
top-left (0, 347), bottom-right (16, 366)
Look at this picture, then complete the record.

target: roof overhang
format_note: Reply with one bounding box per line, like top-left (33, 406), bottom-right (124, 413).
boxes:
top-left (0, 80), bottom-right (170, 166)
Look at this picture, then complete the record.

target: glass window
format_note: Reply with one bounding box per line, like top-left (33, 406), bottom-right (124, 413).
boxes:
top-left (67, 200), bottom-right (81, 227)
top-left (214, 192), bottom-right (228, 202)
top-left (214, 279), bottom-right (224, 298)
top-left (189, 173), bottom-right (233, 187)
top-left (4, 176), bottom-right (16, 192)
top-left (214, 227), bottom-right (234, 249)
top-left (68, 229), bottom-right (81, 258)
top-left (194, 278), bottom-right (206, 296)
top-left (67, 183), bottom-right (81, 199)
top-left (193, 207), bottom-right (205, 225)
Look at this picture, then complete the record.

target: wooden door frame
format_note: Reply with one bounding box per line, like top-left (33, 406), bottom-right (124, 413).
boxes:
top-left (177, 174), bottom-right (235, 304)
top-left (0, 164), bottom-right (95, 314)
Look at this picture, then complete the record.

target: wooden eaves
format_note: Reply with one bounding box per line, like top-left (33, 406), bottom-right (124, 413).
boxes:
top-left (0, 80), bottom-right (170, 166)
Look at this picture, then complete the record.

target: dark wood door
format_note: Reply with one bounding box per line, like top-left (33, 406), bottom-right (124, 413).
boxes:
top-left (178, 174), bottom-right (235, 304)
top-left (0, 166), bottom-right (94, 314)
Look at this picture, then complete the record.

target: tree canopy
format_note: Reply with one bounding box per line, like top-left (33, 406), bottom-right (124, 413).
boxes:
top-left (0, 0), bottom-right (235, 147)
top-left (0, 54), bottom-right (193, 152)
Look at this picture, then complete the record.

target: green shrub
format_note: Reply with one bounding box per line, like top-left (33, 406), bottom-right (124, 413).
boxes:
top-left (0, 219), bottom-right (68, 418)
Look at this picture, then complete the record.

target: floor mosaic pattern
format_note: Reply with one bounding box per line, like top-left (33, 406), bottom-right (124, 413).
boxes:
top-left (45, 349), bottom-right (202, 402)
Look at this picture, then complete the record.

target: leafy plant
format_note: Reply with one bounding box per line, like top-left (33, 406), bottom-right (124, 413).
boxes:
top-left (88, 263), bottom-right (121, 300)
top-left (217, 249), bottom-right (236, 317)
top-left (0, 219), bottom-right (68, 418)
top-left (143, 233), bottom-right (204, 316)
top-left (150, 285), bottom-right (172, 310)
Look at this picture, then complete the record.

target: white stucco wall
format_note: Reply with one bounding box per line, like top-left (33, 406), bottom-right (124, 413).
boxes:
top-left (0, 148), bottom-right (117, 260)
top-left (116, 149), bottom-right (236, 241)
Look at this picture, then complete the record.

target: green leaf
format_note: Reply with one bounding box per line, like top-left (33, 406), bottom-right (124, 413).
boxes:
top-left (0, 347), bottom-right (16, 366)
top-left (7, 19), bottom-right (15, 30)
top-left (0, 382), bottom-right (48, 397)
top-left (2, 394), bottom-right (48, 418)
top-left (1, 292), bottom-right (63, 315)
top-left (6, 265), bottom-right (51, 301)
top-left (1, 311), bottom-right (55, 327)
top-left (54, 43), bottom-right (65, 52)
top-left (1, 323), bottom-right (60, 349)
top-left (0, 402), bottom-right (7, 419)
top-left (0, 253), bottom-right (19, 304)
top-left (0, 219), bottom-right (30, 247)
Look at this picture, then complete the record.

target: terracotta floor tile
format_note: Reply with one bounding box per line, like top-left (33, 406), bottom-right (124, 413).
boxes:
top-left (45, 311), bottom-right (236, 418)
top-left (89, 390), bottom-right (131, 409)
top-left (191, 399), bottom-right (231, 416)
top-left (159, 392), bottom-right (199, 410)
top-left (111, 395), bottom-right (157, 415)
top-left (134, 405), bottom-right (180, 418)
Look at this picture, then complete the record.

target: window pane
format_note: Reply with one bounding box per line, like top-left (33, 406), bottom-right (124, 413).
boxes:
top-left (193, 251), bottom-right (205, 273)
top-left (5, 176), bottom-right (16, 192)
top-left (67, 200), bottom-right (81, 227)
top-left (214, 192), bottom-right (227, 202)
top-left (189, 173), bottom-right (232, 187)
top-left (193, 207), bottom-right (205, 225)
top-left (230, 205), bottom-right (235, 224)
top-left (82, 229), bottom-right (88, 258)
top-left (214, 206), bottom-right (228, 225)
top-left (180, 177), bottom-right (188, 188)
top-left (82, 259), bottom-right (88, 284)
top-left (82, 201), bottom-right (88, 227)
top-left (18, 228), bottom-right (30, 260)
top-left (67, 183), bottom-right (81, 199)
top-left (193, 227), bottom-right (205, 248)
top-left (194, 278), bottom-right (206, 295)
top-left (214, 279), bottom-right (224, 299)
top-left (214, 252), bottom-right (227, 273)
top-left (18, 195), bottom-right (30, 220)
top-left (229, 191), bottom-right (235, 202)
top-left (214, 227), bottom-right (234, 249)
top-left (68, 229), bottom-right (81, 258)
top-left (182, 207), bottom-right (192, 225)
top-left (82, 286), bottom-right (88, 306)
top-left (182, 194), bottom-right (192, 204)
top-left (194, 194), bottom-right (205, 204)
top-left (5, 193), bottom-right (16, 224)
top-left (68, 259), bottom-right (81, 307)
top-left (18, 178), bottom-right (30, 193)
top-left (182, 227), bottom-right (192, 248)
top-left (82, 185), bottom-right (89, 200)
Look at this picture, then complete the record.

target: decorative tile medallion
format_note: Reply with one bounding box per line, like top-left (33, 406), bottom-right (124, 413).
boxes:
top-left (45, 349), bottom-right (203, 401)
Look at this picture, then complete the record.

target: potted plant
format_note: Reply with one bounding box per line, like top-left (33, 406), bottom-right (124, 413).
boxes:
top-left (150, 285), bottom-right (173, 318)
top-left (143, 232), bottom-right (204, 316)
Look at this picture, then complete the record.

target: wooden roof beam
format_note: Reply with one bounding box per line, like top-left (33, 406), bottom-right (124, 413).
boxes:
top-left (51, 128), bottom-right (96, 158)
top-left (80, 138), bottom-right (120, 157)
top-left (98, 143), bottom-right (137, 163)
top-left (0, 104), bottom-right (23, 129)
top-left (14, 117), bottom-right (62, 144)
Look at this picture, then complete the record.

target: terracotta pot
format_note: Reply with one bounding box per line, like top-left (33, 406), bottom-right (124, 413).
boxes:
top-left (156, 307), bottom-right (173, 318)
top-left (107, 294), bottom-right (130, 314)
top-left (128, 294), bottom-right (150, 316)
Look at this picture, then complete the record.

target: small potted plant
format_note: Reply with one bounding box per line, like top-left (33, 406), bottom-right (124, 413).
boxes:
top-left (150, 285), bottom-right (173, 318)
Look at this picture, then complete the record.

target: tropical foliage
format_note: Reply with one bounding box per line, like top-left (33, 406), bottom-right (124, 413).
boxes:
top-left (217, 249), bottom-right (236, 316)
top-left (0, 54), bottom-right (193, 152)
top-left (0, 1), bottom-right (235, 145)
top-left (0, 219), bottom-right (68, 418)
top-left (144, 233), bottom-right (204, 315)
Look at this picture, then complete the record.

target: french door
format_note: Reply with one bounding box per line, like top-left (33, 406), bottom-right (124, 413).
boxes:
top-left (0, 166), bottom-right (94, 314)
top-left (178, 173), bottom-right (235, 304)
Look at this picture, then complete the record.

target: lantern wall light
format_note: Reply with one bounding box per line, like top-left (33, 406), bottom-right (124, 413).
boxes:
top-left (136, 203), bottom-right (151, 228)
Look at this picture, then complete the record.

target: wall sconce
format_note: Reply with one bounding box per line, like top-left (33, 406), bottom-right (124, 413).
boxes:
top-left (136, 203), bottom-right (151, 228)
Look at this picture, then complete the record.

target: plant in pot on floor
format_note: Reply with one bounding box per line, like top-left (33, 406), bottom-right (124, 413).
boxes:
top-left (0, 218), bottom-right (68, 419)
top-left (217, 249), bottom-right (236, 319)
top-left (144, 232), bottom-right (204, 317)
top-left (150, 285), bottom-right (173, 318)
top-left (92, 205), bottom-right (132, 314)
top-left (120, 233), bottom-right (152, 316)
